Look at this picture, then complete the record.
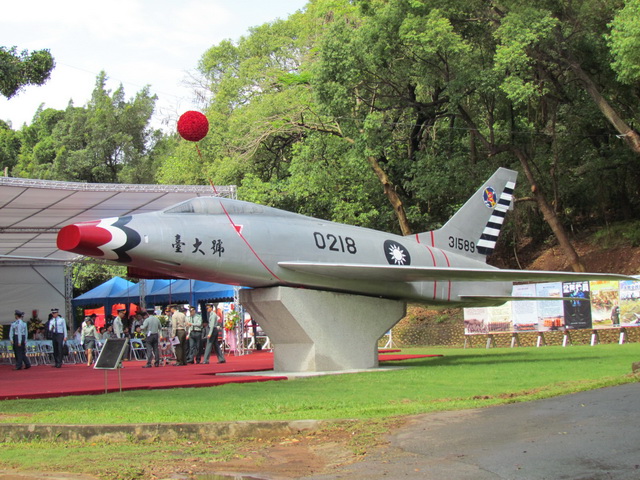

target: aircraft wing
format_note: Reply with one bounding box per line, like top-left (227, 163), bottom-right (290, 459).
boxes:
top-left (278, 262), bottom-right (635, 283)
top-left (0, 254), bottom-right (76, 262)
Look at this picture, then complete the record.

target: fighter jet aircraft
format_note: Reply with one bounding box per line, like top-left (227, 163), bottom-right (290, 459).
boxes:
top-left (56, 168), bottom-right (632, 307)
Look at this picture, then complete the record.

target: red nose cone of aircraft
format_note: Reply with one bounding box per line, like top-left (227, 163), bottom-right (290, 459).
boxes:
top-left (57, 221), bottom-right (112, 257)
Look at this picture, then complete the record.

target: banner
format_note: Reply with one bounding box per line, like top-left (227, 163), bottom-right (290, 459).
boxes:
top-left (463, 279), bottom-right (640, 335)
top-left (563, 281), bottom-right (592, 330)
top-left (536, 282), bottom-right (564, 331)
top-left (620, 280), bottom-right (640, 327)
top-left (511, 284), bottom-right (538, 332)
top-left (589, 281), bottom-right (620, 329)
top-left (464, 307), bottom-right (489, 334)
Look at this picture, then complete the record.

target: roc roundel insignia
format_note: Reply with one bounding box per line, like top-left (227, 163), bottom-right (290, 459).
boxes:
top-left (483, 187), bottom-right (497, 208)
top-left (384, 240), bottom-right (411, 266)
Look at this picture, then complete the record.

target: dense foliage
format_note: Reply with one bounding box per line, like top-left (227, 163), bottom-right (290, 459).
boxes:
top-left (2, 0), bottom-right (640, 270)
top-left (0, 46), bottom-right (54, 99)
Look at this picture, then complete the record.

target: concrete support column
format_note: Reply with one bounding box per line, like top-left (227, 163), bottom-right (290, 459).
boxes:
top-left (240, 287), bottom-right (406, 372)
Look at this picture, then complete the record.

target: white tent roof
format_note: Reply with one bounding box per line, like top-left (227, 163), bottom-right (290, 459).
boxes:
top-left (0, 176), bottom-right (236, 262)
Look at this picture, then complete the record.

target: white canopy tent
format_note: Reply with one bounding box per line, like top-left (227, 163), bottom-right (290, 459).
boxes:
top-left (0, 176), bottom-right (236, 326)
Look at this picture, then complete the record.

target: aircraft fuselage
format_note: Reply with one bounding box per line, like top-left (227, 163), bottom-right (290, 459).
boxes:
top-left (57, 196), bottom-right (510, 305)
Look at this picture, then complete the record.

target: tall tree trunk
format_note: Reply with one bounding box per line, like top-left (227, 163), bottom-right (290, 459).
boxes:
top-left (367, 155), bottom-right (412, 235)
top-left (332, 131), bottom-right (412, 235)
top-left (457, 105), bottom-right (586, 272)
top-left (512, 148), bottom-right (586, 272)
top-left (564, 53), bottom-right (640, 155)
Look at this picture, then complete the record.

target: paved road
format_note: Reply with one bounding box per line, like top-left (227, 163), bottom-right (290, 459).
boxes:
top-left (307, 382), bottom-right (640, 479)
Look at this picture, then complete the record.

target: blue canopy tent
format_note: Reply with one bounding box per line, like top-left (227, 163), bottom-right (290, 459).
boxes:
top-left (71, 277), bottom-right (138, 326)
top-left (73, 278), bottom-right (238, 313)
top-left (194, 281), bottom-right (236, 304)
top-left (149, 279), bottom-right (237, 306)
top-left (72, 277), bottom-right (136, 312)
top-left (118, 279), bottom-right (171, 307)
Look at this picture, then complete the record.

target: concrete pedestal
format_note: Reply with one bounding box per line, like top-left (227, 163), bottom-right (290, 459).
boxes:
top-left (239, 287), bottom-right (406, 372)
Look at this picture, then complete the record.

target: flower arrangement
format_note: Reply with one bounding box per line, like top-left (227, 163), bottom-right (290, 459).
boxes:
top-left (177, 111), bottom-right (209, 142)
top-left (224, 309), bottom-right (240, 331)
top-left (28, 310), bottom-right (43, 335)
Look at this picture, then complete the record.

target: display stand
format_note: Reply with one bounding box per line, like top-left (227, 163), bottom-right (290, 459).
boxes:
top-left (510, 333), bottom-right (519, 348)
top-left (94, 338), bottom-right (128, 393)
top-left (619, 327), bottom-right (627, 345)
top-left (536, 332), bottom-right (546, 347)
top-left (485, 334), bottom-right (496, 349)
top-left (383, 330), bottom-right (395, 349)
top-left (240, 287), bottom-right (406, 372)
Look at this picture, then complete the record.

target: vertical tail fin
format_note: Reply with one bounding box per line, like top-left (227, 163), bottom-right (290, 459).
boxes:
top-left (418, 167), bottom-right (517, 261)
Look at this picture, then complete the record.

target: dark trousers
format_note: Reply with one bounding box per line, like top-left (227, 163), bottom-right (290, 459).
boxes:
top-left (12, 336), bottom-right (31, 369)
top-left (52, 333), bottom-right (64, 367)
top-left (175, 329), bottom-right (187, 365)
top-left (187, 330), bottom-right (202, 363)
top-left (144, 334), bottom-right (159, 366)
top-left (204, 327), bottom-right (225, 363)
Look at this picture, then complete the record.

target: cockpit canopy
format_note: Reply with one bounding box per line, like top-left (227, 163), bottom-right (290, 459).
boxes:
top-left (163, 197), bottom-right (303, 219)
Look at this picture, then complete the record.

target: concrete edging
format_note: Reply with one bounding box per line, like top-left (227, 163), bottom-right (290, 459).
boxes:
top-left (0, 419), bottom-right (329, 443)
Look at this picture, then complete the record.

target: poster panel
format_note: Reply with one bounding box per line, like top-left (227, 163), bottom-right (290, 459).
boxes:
top-left (535, 282), bottom-right (564, 331)
top-left (511, 284), bottom-right (538, 332)
top-left (563, 281), bottom-right (592, 329)
top-left (486, 301), bottom-right (513, 333)
top-left (464, 307), bottom-right (489, 335)
top-left (619, 280), bottom-right (640, 327)
top-left (589, 281), bottom-right (620, 329)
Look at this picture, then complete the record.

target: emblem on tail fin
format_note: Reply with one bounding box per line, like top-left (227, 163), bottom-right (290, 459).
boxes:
top-left (476, 180), bottom-right (515, 256)
top-left (483, 187), bottom-right (497, 208)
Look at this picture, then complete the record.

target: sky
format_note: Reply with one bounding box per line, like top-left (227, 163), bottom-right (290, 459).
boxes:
top-left (0, 0), bottom-right (308, 131)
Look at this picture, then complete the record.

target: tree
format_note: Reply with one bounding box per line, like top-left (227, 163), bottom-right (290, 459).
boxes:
top-left (13, 72), bottom-right (163, 183)
top-left (0, 119), bottom-right (20, 173)
top-left (608, 0), bottom-right (640, 85)
top-left (72, 262), bottom-right (128, 296)
top-left (0, 46), bottom-right (55, 99)
top-left (172, 0), bottom-right (640, 270)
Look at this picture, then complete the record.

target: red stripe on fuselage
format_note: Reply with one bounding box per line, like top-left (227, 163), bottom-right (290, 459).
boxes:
top-left (218, 200), bottom-right (282, 282)
top-left (416, 232), bottom-right (452, 301)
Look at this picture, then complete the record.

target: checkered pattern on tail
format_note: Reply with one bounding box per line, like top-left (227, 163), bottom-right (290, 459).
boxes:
top-left (476, 181), bottom-right (515, 255)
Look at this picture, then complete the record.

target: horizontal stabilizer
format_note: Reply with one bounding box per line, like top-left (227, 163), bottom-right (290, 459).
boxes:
top-left (279, 262), bottom-right (635, 283)
top-left (460, 295), bottom-right (591, 303)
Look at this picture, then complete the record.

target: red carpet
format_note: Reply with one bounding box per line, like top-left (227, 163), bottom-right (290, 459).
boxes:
top-left (0, 351), bottom-right (441, 400)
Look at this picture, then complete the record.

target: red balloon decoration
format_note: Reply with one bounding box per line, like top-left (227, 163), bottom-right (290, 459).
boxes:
top-left (177, 111), bottom-right (209, 142)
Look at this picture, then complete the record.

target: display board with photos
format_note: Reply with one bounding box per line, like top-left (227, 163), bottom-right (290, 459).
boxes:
top-left (463, 280), bottom-right (640, 335)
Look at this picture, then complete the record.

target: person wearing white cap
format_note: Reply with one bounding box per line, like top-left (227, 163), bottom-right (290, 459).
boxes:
top-left (10, 310), bottom-right (31, 370)
top-left (113, 309), bottom-right (126, 338)
top-left (48, 308), bottom-right (67, 368)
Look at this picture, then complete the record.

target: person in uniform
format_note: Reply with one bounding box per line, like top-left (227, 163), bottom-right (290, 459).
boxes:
top-left (80, 316), bottom-right (99, 367)
top-left (203, 303), bottom-right (225, 364)
top-left (169, 305), bottom-right (188, 366)
top-left (113, 308), bottom-right (125, 338)
top-left (48, 308), bottom-right (67, 368)
top-left (10, 310), bottom-right (31, 370)
top-left (186, 306), bottom-right (203, 364)
top-left (141, 308), bottom-right (162, 368)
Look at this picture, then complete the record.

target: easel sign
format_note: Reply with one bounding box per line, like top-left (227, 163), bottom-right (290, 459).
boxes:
top-left (94, 338), bottom-right (128, 370)
top-left (94, 338), bottom-right (128, 394)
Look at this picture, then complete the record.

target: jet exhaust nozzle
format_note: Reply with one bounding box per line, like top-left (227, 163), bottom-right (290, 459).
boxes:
top-left (57, 221), bottom-right (112, 256)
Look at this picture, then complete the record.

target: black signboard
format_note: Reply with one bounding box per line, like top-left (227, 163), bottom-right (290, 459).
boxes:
top-left (94, 338), bottom-right (128, 370)
top-left (563, 281), bottom-right (593, 329)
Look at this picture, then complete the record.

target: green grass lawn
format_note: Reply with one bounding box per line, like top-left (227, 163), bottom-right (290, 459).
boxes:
top-left (1, 344), bottom-right (638, 480)
top-left (2, 344), bottom-right (639, 425)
